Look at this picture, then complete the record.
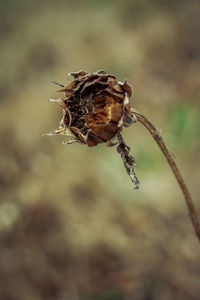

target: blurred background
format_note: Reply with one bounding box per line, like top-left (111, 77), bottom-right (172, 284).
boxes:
top-left (0, 0), bottom-right (200, 299)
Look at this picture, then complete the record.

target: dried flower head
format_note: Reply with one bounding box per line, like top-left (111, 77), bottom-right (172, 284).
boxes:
top-left (46, 70), bottom-right (135, 146)
top-left (45, 70), bottom-right (139, 188)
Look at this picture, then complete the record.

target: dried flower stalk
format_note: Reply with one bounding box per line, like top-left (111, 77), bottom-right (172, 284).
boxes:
top-left (45, 70), bottom-right (200, 244)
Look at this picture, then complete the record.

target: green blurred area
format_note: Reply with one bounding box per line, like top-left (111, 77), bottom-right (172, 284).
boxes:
top-left (0, 1), bottom-right (200, 299)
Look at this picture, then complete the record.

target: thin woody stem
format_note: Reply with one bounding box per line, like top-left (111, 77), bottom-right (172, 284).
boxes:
top-left (132, 109), bottom-right (200, 244)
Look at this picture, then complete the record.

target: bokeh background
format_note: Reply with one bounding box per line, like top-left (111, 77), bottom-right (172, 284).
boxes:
top-left (0, 0), bottom-right (200, 299)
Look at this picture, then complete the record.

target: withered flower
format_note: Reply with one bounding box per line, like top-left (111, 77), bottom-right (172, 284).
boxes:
top-left (45, 70), bottom-right (139, 188)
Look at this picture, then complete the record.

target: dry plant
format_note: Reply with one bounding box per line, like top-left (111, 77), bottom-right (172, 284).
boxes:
top-left (45, 70), bottom-right (200, 244)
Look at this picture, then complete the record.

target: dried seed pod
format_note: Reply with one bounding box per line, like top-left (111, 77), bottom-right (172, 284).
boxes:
top-left (45, 70), bottom-right (139, 189)
top-left (46, 70), bottom-right (134, 147)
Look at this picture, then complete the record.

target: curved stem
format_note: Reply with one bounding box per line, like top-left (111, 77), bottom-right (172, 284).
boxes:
top-left (132, 109), bottom-right (200, 244)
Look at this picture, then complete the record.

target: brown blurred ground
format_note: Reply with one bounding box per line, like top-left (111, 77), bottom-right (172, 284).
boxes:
top-left (0, 0), bottom-right (200, 299)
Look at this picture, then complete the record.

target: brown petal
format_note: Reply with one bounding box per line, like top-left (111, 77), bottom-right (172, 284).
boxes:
top-left (70, 127), bottom-right (86, 144)
top-left (123, 80), bottom-right (132, 98)
top-left (57, 80), bottom-right (83, 97)
top-left (106, 103), bottom-right (123, 123)
top-left (96, 70), bottom-right (107, 74)
top-left (86, 131), bottom-right (104, 147)
top-left (90, 123), bottom-right (118, 141)
top-left (113, 83), bottom-right (124, 94)
top-left (69, 70), bottom-right (89, 78)
top-left (105, 87), bottom-right (124, 103)
top-left (95, 108), bottom-right (109, 124)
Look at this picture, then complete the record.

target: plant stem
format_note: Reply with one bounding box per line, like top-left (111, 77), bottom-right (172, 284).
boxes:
top-left (132, 109), bottom-right (200, 244)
